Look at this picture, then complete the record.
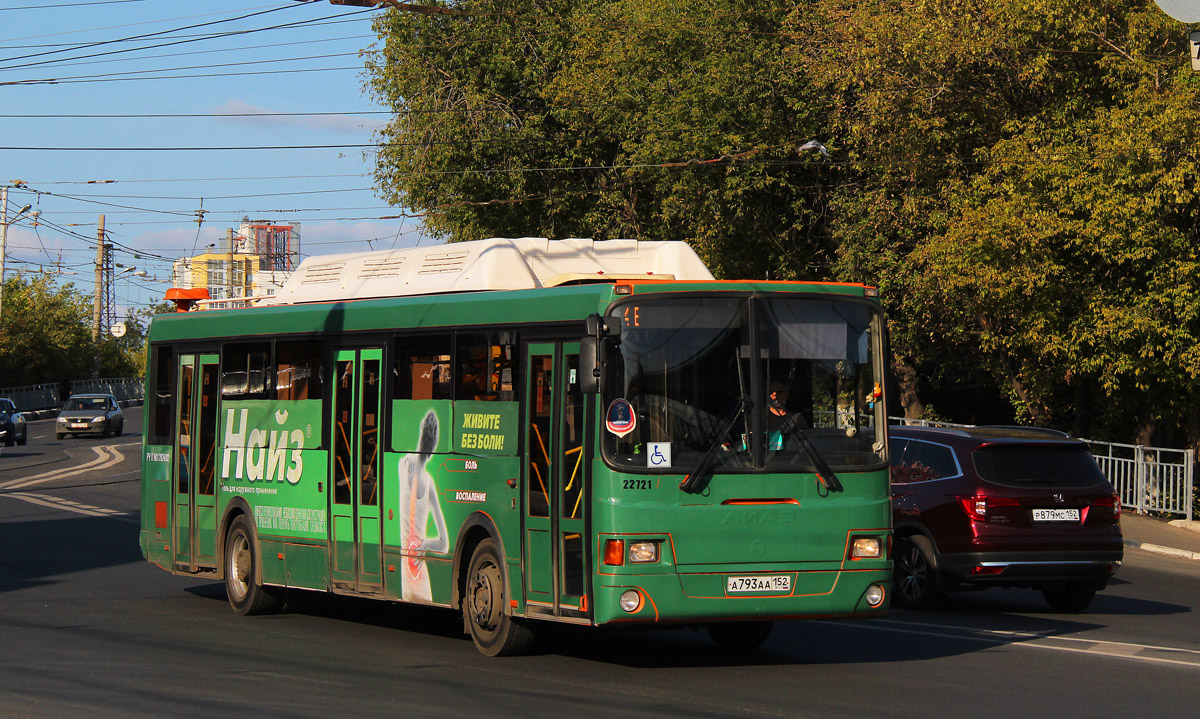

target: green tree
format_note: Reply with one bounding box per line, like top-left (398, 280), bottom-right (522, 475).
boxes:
top-left (793, 0), bottom-right (1200, 446)
top-left (366, 0), bottom-right (837, 279)
top-left (365, 0), bottom-right (1200, 455)
top-left (0, 274), bottom-right (152, 388)
top-left (0, 275), bottom-right (94, 387)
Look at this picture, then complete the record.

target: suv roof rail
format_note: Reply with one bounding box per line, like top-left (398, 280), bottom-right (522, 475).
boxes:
top-left (976, 425), bottom-right (1071, 438)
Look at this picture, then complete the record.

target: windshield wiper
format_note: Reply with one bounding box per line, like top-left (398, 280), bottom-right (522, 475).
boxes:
top-left (777, 413), bottom-right (844, 493)
top-left (679, 396), bottom-right (749, 494)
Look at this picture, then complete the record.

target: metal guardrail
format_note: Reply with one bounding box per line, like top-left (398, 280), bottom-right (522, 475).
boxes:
top-left (0, 377), bottom-right (144, 412)
top-left (889, 417), bottom-right (1195, 522)
top-left (1085, 441), bottom-right (1194, 522)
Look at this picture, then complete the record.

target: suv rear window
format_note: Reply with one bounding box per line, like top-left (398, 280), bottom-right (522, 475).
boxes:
top-left (972, 444), bottom-right (1106, 487)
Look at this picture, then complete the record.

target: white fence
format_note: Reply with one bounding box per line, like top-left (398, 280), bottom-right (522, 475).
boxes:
top-left (1084, 441), bottom-right (1194, 522)
top-left (890, 418), bottom-right (1195, 522)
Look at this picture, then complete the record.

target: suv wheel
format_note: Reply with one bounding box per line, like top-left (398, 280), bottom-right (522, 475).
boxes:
top-left (1041, 584), bottom-right (1096, 613)
top-left (894, 535), bottom-right (943, 609)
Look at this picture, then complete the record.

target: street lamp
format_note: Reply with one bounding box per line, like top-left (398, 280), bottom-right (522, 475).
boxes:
top-left (0, 185), bottom-right (35, 322)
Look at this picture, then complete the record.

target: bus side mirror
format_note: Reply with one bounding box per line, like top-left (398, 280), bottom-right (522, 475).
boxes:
top-left (581, 313), bottom-right (619, 395)
top-left (580, 337), bottom-right (600, 394)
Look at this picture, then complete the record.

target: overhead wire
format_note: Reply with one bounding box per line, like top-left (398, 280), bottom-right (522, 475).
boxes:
top-left (0, 31), bottom-right (374, 69)
top-left (0, 0), bottom-right (147, 11)
top-left (0, 4), bottom-right (352, 69)
top-left (1, 64), bottom-right (363, 87)
top-left (3, 50), bottom-right (367, 84)
top-left (0, 3), bottom-right (323, 45)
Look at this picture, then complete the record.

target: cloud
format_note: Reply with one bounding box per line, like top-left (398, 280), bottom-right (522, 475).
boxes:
top-left (210, 100), bottom-right (385, 135)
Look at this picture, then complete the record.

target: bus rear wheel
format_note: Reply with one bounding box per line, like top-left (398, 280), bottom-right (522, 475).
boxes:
top-left (224, 515), bottom-right (284, 616)
top-left (463, 539), bottom-right (535, 656)
top-left (707, 621), bottom-right (774, 650)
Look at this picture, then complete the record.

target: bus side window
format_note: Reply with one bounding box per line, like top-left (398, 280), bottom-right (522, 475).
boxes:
top-left (222, 342), bottom-right (272, 400)
top-left (456, 332), bottom-right (515, 401)
top-left (276, 339), bottom-right (325, 401)
top-left (394, 334), bottom-right (452, 401)
top-left (149, 345), bottom-right (175, 445)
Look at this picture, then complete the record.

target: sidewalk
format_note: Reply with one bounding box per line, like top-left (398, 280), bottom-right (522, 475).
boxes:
top-left (1121, 512), bottom-right (1200, 561)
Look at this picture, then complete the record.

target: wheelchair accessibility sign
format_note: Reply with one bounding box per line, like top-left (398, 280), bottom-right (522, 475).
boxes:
top-left (647, 442), bottom-right (671, 468)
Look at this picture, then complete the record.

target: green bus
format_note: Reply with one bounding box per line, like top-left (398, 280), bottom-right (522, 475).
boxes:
top-left (139, 238), bottom-right (892, 656)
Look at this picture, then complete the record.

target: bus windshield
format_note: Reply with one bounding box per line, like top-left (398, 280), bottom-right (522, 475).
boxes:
top-left (603, 295), bottom-right (886, 474)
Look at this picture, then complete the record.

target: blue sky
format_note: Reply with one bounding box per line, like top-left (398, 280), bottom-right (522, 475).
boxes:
top-left (0, 0), bottom-right (420, 312)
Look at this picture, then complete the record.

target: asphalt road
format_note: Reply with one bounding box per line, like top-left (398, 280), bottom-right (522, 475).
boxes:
top-left (2, 407), bottom-right (1198, 719)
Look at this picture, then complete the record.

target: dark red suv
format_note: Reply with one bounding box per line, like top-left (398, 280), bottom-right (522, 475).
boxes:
top-left (889, 426), bottom-right (1123, 612)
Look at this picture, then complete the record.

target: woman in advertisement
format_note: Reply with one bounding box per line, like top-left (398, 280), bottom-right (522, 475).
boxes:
top-left (398, 409), bottom-right (448, 603)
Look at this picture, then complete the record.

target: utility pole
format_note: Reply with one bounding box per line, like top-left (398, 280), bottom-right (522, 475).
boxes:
top-left (93, 215), bottom-right (105, 343)
top-left (0, 186), bottom-right (33, 323)
top-left (0, 186), bottom-right (7, 323)
top-left (92, 215), bottom-right (106, 378)
top-left (227, 227), bottom-right (235, 299)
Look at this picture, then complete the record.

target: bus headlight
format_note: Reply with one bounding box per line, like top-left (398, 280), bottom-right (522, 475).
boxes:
top-left (619, 590), bottom-right (643, 613)
top-left (864, 584), bottom-right (886, 607)
top-left (850, 536), bottom-right (883, 560)
top-left (628, 541), bottom-right (659, 563)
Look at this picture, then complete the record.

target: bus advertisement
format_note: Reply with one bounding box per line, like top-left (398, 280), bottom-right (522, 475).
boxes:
top-left (140, 237), bottom-right (892, 656)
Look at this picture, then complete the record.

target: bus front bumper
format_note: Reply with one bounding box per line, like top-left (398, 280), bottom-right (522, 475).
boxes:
top-left (591, 566), bottom-right (892, 626)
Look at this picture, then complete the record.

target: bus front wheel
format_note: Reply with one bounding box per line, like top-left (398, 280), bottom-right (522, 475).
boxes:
top-left (463, 539), bottom-right (535, 656)
top-left (224, 515), bottom-right (284, 616)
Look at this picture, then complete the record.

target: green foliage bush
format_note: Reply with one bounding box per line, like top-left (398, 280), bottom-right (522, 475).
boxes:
top-left (0, 275), bottom-right (148, 387)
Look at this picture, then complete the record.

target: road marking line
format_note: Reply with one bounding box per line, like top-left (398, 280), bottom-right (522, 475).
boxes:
top-left (817, 618), bottom-right (1200, 669)
top-left (869, 617), bottom-right (1200, 656)
top-left (0, 490), bottom-right (136, 522)
top-left (0, 445), bottom-right (124, 490)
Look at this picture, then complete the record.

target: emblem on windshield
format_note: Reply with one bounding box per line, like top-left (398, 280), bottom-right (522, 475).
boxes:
top-left (606, 398), bottom-right (636, 437)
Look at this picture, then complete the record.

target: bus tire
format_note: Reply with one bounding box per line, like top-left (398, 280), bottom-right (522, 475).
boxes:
top-left (224, 515), bottom-right (284, 616)
top-left (707, 621), bottom-right (774, 650)
top-left (463, 538), bottom-right (535, 656)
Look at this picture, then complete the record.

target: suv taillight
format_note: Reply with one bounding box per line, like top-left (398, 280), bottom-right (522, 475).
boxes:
top-left (958, 494), bottom-right (1021, 522)
top-left (1094, 494), bottom-right (1121, 522)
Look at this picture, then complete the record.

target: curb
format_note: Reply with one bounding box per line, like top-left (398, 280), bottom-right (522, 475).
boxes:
top-left (1124, 539), bottom-right (1200, 562)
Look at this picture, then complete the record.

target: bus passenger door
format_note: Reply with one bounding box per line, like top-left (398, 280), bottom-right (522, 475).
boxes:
top-left (173, 353), bottom-right (219, 572)
top-left (524, 342), bottom-right (590, 619)
top-left (329, 347), bottom-right (385, 592)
